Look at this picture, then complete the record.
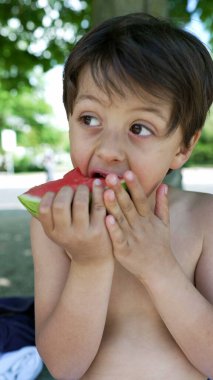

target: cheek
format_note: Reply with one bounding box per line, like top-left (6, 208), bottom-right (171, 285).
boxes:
top-left (71, 144), bottom-right (86, 165)
top-left (130, 156), bottom-right (170, 195)
top-left (69, 129), bottom-right (79, 165)
top-left (70, 140), bottom-right (92, 174)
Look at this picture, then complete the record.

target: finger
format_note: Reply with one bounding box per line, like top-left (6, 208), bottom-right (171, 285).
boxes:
top-left (90, 179), bottom-right (106, 226)
top-left (72, 185), bottom-right (90, 229)
top-left (39, 192), bottom-right (55, 231)
top-left (52, 186), bottom-right (73, 230)
top-left (154, 184), bottom-right (169, 225)
top-left (104, 188), bottom-right (129, 231)
top-left (105, 174), bottom-right (137, 227)
top-left (124, 171), bottom-right (151, 216)
top-left (105, 214), bottom-right (127, 251)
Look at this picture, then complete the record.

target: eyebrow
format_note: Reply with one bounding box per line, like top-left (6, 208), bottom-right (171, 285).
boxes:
top-left (75, 94), bottom-right (103, 105)
top-left (130, 106), bottom-right (169, 123)
top-left (75, 95), bottom-right (169, 123)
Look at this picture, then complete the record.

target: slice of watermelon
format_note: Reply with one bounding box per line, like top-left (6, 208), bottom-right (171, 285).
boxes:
top-left (18, 167), bottom-right (126, 217)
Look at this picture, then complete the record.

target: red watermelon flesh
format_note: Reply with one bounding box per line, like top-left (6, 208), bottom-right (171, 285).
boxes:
top-left (18, 167), bottom-right (126, 217)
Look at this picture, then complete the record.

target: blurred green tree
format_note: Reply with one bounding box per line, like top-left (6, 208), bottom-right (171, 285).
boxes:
top-left (0, 86), bottom-right (65, 149)
top-left (0, 0), bottom-right (91, 90)
top-left (0, 0), bottom-right (212, 90)
top-left (0, 0), bottom-right (91, 155)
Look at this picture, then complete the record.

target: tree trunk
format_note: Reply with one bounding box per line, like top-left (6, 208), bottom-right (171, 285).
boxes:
top-left (91, 0), bottom-right (168, 26)
top-left (144, 0), bottom-right (168, 17)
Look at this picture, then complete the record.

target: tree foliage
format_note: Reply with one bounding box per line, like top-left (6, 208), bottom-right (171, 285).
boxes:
top-left (0, 0), bottom-right (212, 91)
top-left (0, 0), bottom-right (91, 150)
top-left (0, 0), bottom-right (91, 90)
top-left (169, 0), bottom-right (213, 47)
top-left (0, 85), bottom-right (65, 149)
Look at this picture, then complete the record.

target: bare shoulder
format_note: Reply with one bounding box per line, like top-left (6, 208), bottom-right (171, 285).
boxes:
top-left (169, 187), bottom-right (213, 303)
top-left (169, 186), bottom-right (213, 228)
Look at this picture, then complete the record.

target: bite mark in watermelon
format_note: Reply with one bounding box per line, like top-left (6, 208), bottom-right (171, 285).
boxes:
top-left (18, 167), bottom-right (127, 217)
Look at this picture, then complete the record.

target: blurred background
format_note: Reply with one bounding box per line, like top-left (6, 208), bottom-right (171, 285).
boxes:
top-left (0, 1), bottom-right (212, 378)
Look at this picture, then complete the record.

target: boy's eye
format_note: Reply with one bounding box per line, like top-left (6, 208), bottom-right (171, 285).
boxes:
top-left (130, 123), bottom-right (152, 137)
top-left (80, 115), bottom-right (100, 127)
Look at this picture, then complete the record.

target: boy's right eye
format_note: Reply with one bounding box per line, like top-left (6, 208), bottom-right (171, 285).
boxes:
top-left (80, 115), bottom-right (100, 127)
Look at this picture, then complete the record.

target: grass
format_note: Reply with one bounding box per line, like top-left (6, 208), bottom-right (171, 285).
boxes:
top-left (0, 210), bottom-right (53, 379)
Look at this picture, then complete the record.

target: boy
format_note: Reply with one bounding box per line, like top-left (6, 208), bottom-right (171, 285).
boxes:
top-left (31, 13), bottom-right (213, 380)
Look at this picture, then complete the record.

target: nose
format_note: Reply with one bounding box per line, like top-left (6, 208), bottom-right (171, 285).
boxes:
top-left (96, 129), bottom-right (126, 163)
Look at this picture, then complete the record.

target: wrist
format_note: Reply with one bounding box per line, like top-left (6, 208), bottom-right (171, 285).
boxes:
top-left (139, 250), bottom-right (180, 291)
top-left (68, 258), bottom-right (115, 296)
top-left (71, 255), bottom-right (115, 273)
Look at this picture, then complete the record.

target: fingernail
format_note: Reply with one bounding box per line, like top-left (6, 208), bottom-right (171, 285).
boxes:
top-left (60, 186), bottom-right (70, 194)
top-left (108, 215), bottom-right (115, 225)
top-left (125, 171), bottom-right (134, 181)
top-left (40, 199), bottom-right (51, 212)
top-left (109, 174), bottom-right (118, 185)
top-left (41, 192), bottom-right (54, 206)
top-left (164, 184), bottom-right (168, 195)
top-left (93, 178), bottom-right (102, 186)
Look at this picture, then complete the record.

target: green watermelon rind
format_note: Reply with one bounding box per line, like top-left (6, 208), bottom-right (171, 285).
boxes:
top-left (18, 194), bottom-right (41, 217)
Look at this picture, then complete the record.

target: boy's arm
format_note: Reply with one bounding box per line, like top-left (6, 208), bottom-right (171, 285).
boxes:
top-left (31, 184), bottom-right (114, 380)
top-left (137, 194), bottom-right (213, 379)
top-left (195, 196), bottom-right (213, 305)
top-left (144, 244), bottom-right (213, 379)
top-left (31, 217), bottom-right (114, 380)
top-left (104, 173), bottom-right (213, 378)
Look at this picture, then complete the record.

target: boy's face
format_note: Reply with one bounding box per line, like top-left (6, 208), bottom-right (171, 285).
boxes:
top-left (68, 66), bottom-right (189, 198)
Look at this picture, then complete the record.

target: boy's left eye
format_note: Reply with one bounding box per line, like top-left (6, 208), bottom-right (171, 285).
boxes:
top-left (130, 123), bottom-right (152, 137)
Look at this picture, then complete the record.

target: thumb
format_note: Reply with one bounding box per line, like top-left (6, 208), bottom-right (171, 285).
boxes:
top-left (154, 184), bottom-right (169, 225)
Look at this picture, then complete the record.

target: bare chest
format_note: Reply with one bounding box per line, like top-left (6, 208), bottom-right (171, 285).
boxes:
top-left (81, 282), bottom-right (204, 380)
top-left (81, 225), bottom-right (204, 380)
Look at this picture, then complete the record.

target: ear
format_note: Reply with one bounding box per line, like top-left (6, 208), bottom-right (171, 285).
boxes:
top-left (170, 130), bottom-right (201, 170)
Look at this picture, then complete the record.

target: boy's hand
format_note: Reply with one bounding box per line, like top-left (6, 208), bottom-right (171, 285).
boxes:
top-left (104, 171), bottom-right (172, 282)
top-left (38, 179), bottom-right (113, 266)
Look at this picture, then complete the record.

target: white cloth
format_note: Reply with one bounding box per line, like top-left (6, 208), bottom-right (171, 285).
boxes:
top-left (0, 346), bottom-right (43, 380)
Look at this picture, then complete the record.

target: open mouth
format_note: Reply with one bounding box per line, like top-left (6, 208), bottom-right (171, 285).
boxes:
top-left (92, 172), bottom-right (107, 179)
top-left (91, 170), bottom-right (124, 180)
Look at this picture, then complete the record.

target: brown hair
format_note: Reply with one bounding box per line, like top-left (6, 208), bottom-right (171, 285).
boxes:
top-left (63, 13), bottom-right (213, 147)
